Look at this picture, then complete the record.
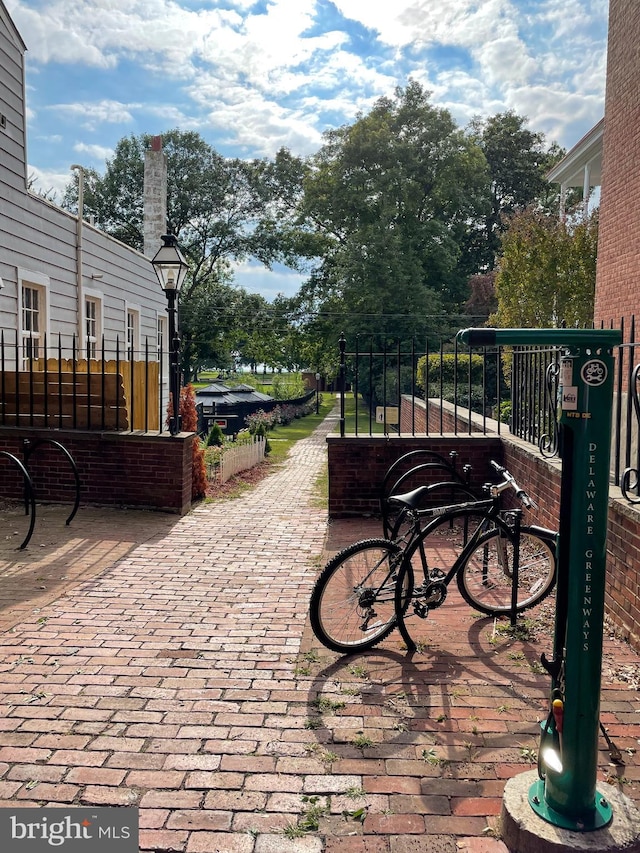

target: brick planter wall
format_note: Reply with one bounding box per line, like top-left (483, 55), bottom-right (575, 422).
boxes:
top-left (400, 396), bottom-right (488, 434)
top-left (0, 428), bottom-right (193, 514)
top-left (327, 434), bottom-right (502, 518)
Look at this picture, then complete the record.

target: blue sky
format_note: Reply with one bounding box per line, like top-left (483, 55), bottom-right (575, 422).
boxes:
top-left (6, 0), bottom-right (609, 299)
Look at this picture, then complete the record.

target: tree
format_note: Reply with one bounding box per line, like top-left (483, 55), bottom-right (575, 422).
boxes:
top-left (297, 81), bottom-right (490, 354)
top-left (463, 272), bottom-right (498, 323)
top-left (62, 130), bottom-right (310, 378)
top-left (490, 206), bottom-right (597, 328)
top-left (178, 270), bottom-right (244, 380)
top-left (468, 111), bottom-right (562, 269)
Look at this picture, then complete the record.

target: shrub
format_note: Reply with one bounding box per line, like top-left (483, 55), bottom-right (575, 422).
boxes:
top-left (500, 401), bottom-right (512, 424)
top-left (245, 400), bottom-right (316, 435)
top-left (271, 373), bottom-right (307, 400)
top-left (206, 422), bottom-right (225, 447)
top-left (246, 409), bottom-right (276, 434)
top-left (253, 421), bottom-right (271, 455)
top-left (416, 353), bottom-right (486, 394)
top-left (177, 384), bottom-right (207, 501)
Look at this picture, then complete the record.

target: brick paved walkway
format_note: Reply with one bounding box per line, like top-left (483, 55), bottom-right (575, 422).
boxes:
top-left (0, 410), bottom-right (639, 853)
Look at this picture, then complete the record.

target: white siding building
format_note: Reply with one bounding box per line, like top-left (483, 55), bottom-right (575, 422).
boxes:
top-left (0, 0), bottom-right (168, 374)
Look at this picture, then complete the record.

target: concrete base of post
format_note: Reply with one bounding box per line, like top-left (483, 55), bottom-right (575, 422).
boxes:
top-left (501, 770), bottom-right (640, 853)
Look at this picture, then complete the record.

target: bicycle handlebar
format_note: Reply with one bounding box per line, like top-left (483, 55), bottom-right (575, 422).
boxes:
top-left (489, 460), bottom-right (537, 509)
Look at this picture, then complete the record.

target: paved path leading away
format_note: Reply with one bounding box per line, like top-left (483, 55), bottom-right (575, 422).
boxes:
top-left (0, 413), bottom-right (334, 852)
top-left (0, 409), bottom-right (639, 853)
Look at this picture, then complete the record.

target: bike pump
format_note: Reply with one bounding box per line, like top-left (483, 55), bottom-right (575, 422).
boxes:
top-left (459, 327), bottom-right (621, 831)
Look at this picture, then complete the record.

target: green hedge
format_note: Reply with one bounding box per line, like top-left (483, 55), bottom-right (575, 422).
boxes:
top-left (416, 353), bottom-right (486, 395)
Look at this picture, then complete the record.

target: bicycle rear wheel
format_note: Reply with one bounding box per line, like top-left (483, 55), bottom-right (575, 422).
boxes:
top-left (457, 527), bottom-right (556, 615)
top-left (309, 538), bottom-right (406, 654)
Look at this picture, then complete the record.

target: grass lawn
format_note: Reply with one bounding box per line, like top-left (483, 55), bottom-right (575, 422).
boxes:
top-left (341, 392), bottom-right (388, 435)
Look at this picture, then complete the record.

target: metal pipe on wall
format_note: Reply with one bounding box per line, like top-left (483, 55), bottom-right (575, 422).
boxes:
top-left (71, 164), bottom-right (84, 354)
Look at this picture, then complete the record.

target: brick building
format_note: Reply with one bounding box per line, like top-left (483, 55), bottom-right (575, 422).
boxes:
top-left (595, 0), bottom-right (640, 327)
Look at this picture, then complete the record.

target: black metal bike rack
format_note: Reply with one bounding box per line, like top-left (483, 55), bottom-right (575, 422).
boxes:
top-left (0, 451), bottom-right (37, 549)
top-left (22, 438), bottom-right (81, 526)
top-left (380, 450), bottom-right (475, 539)
top-left (0, 438), bottom-right (81, 550)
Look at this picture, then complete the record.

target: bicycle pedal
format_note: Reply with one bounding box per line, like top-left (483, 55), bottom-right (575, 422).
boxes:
top-left (414, 603), bottom-right (429, 619)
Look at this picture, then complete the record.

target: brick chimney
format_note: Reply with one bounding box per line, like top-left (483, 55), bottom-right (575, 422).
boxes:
top-left (143, 135), bottom-right (167, 258)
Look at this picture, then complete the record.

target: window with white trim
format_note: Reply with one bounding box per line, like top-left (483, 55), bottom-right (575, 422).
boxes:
top-left (18, 269), bottom-right (49, 370)
top-left (157, 316), bottom-right (166, 358)
top-left (85, 296), bottom-right (102, 360)
top-left (126, 308), bottom-right (140, 361)
top-left (20, 284), bottom-right (48, 368)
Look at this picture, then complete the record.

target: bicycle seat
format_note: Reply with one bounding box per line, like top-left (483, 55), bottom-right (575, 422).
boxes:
top-left (386, 485), bottom-right (431, 510)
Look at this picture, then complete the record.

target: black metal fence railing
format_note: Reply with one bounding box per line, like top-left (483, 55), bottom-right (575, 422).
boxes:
top-left (614, 316), bottom-right (640, 503)
top-left (511, 345), bottom-right (559, 456)
top-left (337, 333), bottom-right (504, 438)
top-left (336, 319), bottom-right (640, 506)
top-left (0, 331), bottom-right (167, 434)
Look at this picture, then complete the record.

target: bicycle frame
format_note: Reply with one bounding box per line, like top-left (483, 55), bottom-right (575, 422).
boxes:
top-left (395, 501), bottom-right (556, 651)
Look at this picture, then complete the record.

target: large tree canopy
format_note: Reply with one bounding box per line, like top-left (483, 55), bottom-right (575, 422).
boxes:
top-left (296, 81), bottom-right (491, 349)
top-left (63, 130), bottom-right (298, 300)
top-left (468, 111), bottom-right (562, 270)
top-left (60, 101), bottom-right (570, 383)
top-left (62, 130), bottom-right (310, 377)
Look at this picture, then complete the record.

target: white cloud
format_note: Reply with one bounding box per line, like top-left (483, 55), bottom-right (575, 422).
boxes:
top-left (73, 141), bottom-right (114, 161)
top-left (47, 100), bottom-right (138, 130)
top-left (323, 0), bottom-right (607, 145)
top-left (10, 0), bottom-right (608, 167)
top-left (192, 85), bottom-right (325, 156)
top-left (26, 165), bottom-right (70, 200)
top-left (233, 259), bottom-right (305, 300)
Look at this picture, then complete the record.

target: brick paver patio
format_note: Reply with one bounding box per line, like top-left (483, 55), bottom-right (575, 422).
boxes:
top-left (0, 409), bottom-right (638, 852)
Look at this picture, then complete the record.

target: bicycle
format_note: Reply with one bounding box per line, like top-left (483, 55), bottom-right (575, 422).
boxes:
top-left (309, 461), bottom-right (557, 654)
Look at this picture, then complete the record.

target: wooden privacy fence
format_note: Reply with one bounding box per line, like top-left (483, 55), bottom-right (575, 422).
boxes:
top-left (0, 358), bottom-right (160, 432)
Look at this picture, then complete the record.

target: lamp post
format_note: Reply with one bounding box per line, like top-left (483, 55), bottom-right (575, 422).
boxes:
top-left (151, 234), bottom-right (188, 436)
top-left (315, 372), bottom-right (321, 414)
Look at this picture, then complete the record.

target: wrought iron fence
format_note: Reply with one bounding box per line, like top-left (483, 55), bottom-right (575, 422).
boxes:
top-left (336, 320), bottom-right (640, 505)
top-left (614, 316), bottom-right (640, 503)
top-left (509, 319), bottom-right (640, 502)
top-left (0, 331), bottom-right (167, 433)
top-left (336, 332), bottom-right (505, 438)
top-left (510, 344), bottom-right (559, 456)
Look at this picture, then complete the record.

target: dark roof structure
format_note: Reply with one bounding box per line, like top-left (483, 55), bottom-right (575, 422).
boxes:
top-left (195, 382), bottom-right (274, 411)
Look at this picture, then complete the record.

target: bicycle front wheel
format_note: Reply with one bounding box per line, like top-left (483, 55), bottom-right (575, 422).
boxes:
top-left (309, 538), bottom-right (405, 653)
top-left (457, 527), bottom-right (556, 615)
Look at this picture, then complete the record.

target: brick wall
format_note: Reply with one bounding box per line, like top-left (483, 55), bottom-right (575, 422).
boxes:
top-left (0, 428), bottom-right (193, 514)
top-left (400, 396), bottom-right (491, 434)
top-left (327, 434), bottom-right (502, 517)
top-left (595, 0), bottom-right (640, 328)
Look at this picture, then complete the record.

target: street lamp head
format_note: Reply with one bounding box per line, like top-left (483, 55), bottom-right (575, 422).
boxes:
top-left (151, 234), bottom-right (188, 293)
